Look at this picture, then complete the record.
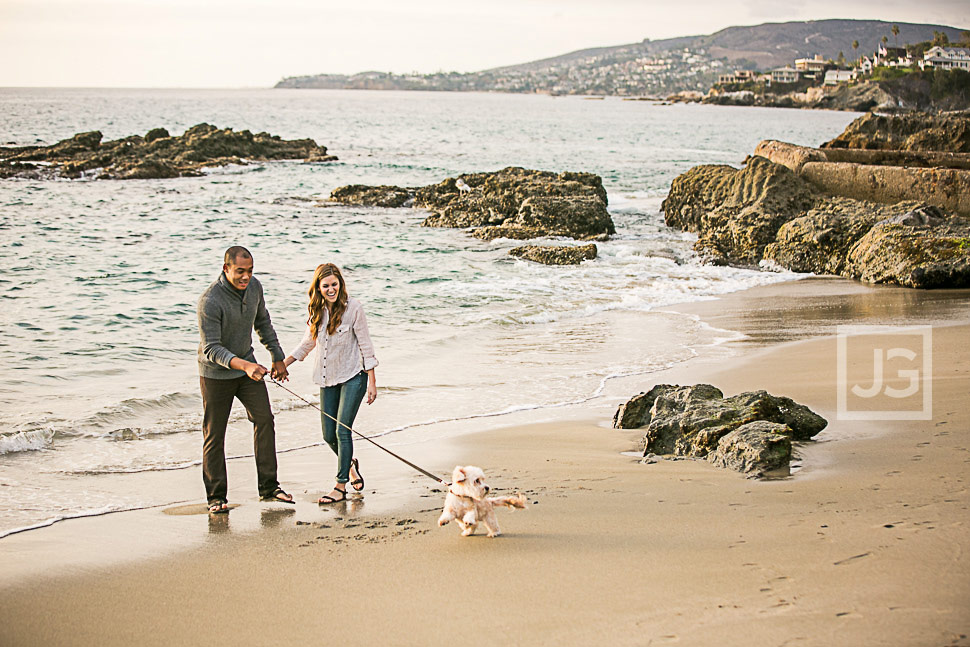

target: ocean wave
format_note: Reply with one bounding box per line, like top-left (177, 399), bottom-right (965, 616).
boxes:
top-left (74, 392), bottom-right (199, 431)
top-left (63, 458), bottom-right (202, 475)
top-left (0, 428), bottom-right (54, 455)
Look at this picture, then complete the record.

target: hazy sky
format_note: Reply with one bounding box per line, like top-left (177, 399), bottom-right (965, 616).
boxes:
top-left (1, 0), bottom-right (968, 88)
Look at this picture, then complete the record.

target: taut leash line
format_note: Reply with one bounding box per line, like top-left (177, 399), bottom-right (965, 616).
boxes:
top-left (268, 378), bottom-right (448, 486)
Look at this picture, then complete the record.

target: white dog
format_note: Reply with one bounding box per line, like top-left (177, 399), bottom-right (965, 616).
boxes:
top-left (437, 465), bottom-right (526, 537)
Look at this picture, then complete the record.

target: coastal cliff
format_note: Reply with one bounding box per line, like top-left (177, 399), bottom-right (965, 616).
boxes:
top-left (701, 71), bottom-right (970, 113)
top-left (661, 113), bottom-right (970, 288)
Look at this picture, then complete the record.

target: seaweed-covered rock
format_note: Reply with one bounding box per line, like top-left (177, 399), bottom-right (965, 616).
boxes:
top-left (761, 199), bottom-right (914, 275)
top-left (822, 112), bottom-right (970, 153)
top-left (470, 226), bottom-right (547, 241)
top-left (613, 383), bottom-right (826, 476)
top-left (509, 197), bottom-right (613, 240)
top-left (508, 243), bottom-right (597, 265)
top-left (844, 207), bottom-right (970, 288)
top-left (330, 167), bottom-right (615, 241)
top-left (0, 124), bottom-right (337, 180)
top-left (329, 185), bottom-right (414, 208)
top-left (144, 127), bottom-right (170, 143)
top-left (707, 421), bottom-right (793, 475)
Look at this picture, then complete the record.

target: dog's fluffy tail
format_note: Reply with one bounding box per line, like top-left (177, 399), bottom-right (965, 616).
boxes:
top-left (488, 492), bottom-right (527, 510)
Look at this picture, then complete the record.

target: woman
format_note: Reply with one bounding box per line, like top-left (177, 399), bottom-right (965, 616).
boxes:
top-left (284, 263), bottom-right (378, 504)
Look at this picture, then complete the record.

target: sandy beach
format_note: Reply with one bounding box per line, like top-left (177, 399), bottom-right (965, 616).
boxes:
top-left (2, 277), bottom-right (969, 646)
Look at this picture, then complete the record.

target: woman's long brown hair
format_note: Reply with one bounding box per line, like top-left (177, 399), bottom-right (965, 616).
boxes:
top-left (307, 263), bottom-right (349, 340)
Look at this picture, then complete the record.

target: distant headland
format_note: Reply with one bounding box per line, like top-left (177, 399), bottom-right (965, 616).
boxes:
top-left (275, 18), bottom-right (968, 110)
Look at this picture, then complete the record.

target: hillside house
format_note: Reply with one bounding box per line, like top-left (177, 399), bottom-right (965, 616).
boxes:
top-left (771, 67), bottom-right (799, 84)
top-left (920, 46), bottom-right (970, 71)
top-left (717, 69), bottom-right (756, 84)
top-left (795, 55), bottom-right (827, 74)
top-left (824, 69), bottom-right (855, 85)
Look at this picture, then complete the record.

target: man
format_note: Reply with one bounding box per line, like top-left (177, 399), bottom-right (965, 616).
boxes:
top-left (197, 246), bottom-right (294, 513)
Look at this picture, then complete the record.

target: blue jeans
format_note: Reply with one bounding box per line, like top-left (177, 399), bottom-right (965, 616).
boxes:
top-left (320, 371), bottom-right (367, 483)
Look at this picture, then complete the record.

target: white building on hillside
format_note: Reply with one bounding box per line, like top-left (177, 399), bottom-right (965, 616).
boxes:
top-left (771, 67), bottom-right (799, 84)
top-left (920, 46), bottom-right (970, 71)
top-left (795, 54), bottom-right (827, 74)
top-left (824, 69), bottom-right (855, 85)
top-left (717, 69), bottom-right (756, 84)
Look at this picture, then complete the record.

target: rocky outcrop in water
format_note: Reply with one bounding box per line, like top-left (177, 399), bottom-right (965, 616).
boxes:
top-left (329, 184), bottom-right (414, 208)
top-left (508, 243), bottom-right (597, 265)
top-left (661, 156), bottom-right (817, 264)
top-left (0, 123), bottom-right (337, 180)
top-left (330, 167), bottom-right (615, 241)
top-left (663, 130), bottom-right (970, 288)
top-left (614, 384), bottom-right (827, 477)
top-left (821, 112), bottom-right (970, 153)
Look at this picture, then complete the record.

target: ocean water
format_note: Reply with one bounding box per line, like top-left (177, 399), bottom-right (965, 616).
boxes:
top-left (0, 88), bottom-right (859, 536)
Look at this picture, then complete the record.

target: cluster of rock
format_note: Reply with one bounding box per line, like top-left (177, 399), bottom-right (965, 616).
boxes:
top-left (661, 113), bottom-right (970, 288)
top-left (0, 124), bottom-right (337, 180)
top-left (614, 384), bottom-right (827, 477)
top-left (330, 167), bottom-right (614, 265)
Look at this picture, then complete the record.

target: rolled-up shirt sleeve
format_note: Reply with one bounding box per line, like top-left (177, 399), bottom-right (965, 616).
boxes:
top-left (353, 307), bottom-right (379, 371)
top-left (199, 301), bottom-right (237, 370)
top-left (290, 322), bottom-right (316, 362)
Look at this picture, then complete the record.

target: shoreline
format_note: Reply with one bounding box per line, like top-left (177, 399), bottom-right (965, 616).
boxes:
top-left (2, 276), bottom-right (969, 645)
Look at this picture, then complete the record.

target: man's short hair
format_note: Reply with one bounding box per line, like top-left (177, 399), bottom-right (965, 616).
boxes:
top-left (224, 246), bottom-right (252, 266)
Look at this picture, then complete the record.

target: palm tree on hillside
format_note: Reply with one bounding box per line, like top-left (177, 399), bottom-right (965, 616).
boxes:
top-left (892, 24), bottom-right (900, 47)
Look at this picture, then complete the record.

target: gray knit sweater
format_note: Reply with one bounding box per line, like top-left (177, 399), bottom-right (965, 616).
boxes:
top-left (197, 273), bottom-right (285, 379)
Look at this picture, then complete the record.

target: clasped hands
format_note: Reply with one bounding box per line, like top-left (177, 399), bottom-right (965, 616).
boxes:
top-left (243, 360), bottom-right (289, 382)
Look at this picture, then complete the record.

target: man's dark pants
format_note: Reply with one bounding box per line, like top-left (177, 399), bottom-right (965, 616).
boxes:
top-left (200, 375), bottom-right (280, 504)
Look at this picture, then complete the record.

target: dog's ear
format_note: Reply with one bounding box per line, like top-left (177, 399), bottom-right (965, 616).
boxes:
top-left (453, 466), bottom-right (466, 483)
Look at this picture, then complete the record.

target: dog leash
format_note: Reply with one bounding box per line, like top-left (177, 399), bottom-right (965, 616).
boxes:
top-left (268, 377), bottom-right (449, 486)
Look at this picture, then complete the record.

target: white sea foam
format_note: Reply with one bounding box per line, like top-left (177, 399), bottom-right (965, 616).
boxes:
top-left (0, 429), bottom-right (54, 455)
top-left (0, 502), bottom-right (179, 540)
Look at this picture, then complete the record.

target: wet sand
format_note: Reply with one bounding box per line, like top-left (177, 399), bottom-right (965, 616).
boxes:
top-left (1, 277), bottom-right (969, 646)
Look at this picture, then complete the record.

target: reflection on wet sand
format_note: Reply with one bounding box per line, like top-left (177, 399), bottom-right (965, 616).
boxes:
top-left (259, 506), bottom-right (296, 529)
top-left (207, 513), bottom-right (230, 535)
top-left (667, 278), bottom-right (970, 345)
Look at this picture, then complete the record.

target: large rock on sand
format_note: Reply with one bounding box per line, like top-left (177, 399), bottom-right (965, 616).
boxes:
top-left (0, 123), bottom-right (338, 180)
top-left (843, 206), bottom-right (970, 288)
top-left (613, 384), bottom-right (827, 476)
top-left (707, 421), bottom-right (793, 475)
top-left (330, 167), bottom-right (615, 241)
